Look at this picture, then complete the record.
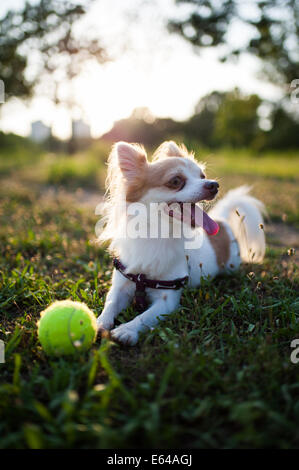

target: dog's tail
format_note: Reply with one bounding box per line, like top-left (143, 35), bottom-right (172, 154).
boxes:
top-left (208, 186), bottom-right (266, 263)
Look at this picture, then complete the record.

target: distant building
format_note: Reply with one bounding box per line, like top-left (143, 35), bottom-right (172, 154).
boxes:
top-left (30, 121), bottom-right (51, 142)
top-left (72, 119), bottom-right (91, 139)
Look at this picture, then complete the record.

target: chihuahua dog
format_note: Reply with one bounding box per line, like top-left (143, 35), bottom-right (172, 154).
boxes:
top-left (96, 141), bottom-right (265, 345)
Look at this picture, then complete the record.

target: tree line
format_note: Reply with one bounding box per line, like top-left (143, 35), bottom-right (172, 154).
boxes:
top-left (101, 89), bottom-right (299, 150)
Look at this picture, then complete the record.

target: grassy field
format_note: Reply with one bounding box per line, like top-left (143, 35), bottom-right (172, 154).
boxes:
top-left (0, 141), bottom-right (298, 449)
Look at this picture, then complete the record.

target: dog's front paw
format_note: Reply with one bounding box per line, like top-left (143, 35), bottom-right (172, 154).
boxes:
top-left (97, 315), bottom-right (114, 333)
top-left (111, 324), bottom-right (139, 346)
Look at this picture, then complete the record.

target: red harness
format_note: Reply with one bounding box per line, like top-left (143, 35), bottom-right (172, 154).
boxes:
top-left (113, 258), bottom-right (189, 312)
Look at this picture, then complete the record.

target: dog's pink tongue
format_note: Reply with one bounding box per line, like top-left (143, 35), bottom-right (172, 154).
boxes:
top-left (191, 204), bottom-right (219, 236)
top-left (166, 203), bottom-right (219, 236)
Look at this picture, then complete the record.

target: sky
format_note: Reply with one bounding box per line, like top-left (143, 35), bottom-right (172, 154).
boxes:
top-left (0, 0), bottom-right (282, 139)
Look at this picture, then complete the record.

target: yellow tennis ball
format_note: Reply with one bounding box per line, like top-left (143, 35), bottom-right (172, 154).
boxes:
top-left (37, 300), bottom-right (97, 356)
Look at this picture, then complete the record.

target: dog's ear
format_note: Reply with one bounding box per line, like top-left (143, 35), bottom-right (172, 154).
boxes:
top-left (153, 141), bottom-right (186, 159)
top-left (116, 142), bottom-right (147, 182)
top-left (164, 141), bottom-right (184, 157)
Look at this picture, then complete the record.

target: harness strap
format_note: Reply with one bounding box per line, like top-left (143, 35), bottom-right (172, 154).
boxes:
top-left (113, 258), bottom-right (188, 312)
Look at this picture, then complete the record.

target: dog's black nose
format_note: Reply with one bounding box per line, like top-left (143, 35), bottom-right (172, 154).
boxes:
top-left (204, 181), bottom-right (219, 192)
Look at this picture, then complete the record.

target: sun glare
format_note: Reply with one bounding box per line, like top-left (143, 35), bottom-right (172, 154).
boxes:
top-left (0, 0), bottom-right (282, 140)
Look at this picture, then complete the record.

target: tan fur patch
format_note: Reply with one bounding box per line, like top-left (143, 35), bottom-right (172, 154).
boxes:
top-left (125, 157), bottom-right (188, 202)
top-left (209, 221), bottom-right (231, 268)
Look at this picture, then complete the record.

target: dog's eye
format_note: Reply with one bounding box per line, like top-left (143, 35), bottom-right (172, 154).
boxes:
top-left (200, 174), bottom-right (206, 179)
top-left (166, 175), bottom-right (185, 190)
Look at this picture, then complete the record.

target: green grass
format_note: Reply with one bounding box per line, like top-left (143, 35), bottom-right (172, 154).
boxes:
top-left (0, 132), bottom-right (43, 176)
top-left (197, 148), bottom-right (299, 227)
top-left (45, 142), bottom-right (108, 190)
top-left (0, 142), bottom-right (298, 448)
top-left (198, 147), bottom-right (299, 181)
top-left (6, 142), bottom-right (299, 226)
top-left (0, 140), bottom-right (108, 191)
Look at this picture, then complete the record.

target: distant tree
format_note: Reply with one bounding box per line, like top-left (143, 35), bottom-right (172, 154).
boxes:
top-left (101, 108), bottom-right (181, 147)
top-left (183, 91), bottom-right (226, 146)
top-left (169, 0), bottom-right (299, 87)
top-left (101, 95), bottom-right (299, 150)
top-left (213, 89), bottom-right (261, 147)
top-left (0, 0), bottom-right (107, 102)
top-left (265, 107), bottom-right (299, 148)
top-left (194, 91), bottom-right (226, 115)
top-left (183, 108), bottom-right (215, 146)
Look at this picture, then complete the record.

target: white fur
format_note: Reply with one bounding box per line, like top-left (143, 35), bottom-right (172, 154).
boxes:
top-left (209, 186), bottom-right (266, 263)
top-left (97, 142), bottom-right (266, 345)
